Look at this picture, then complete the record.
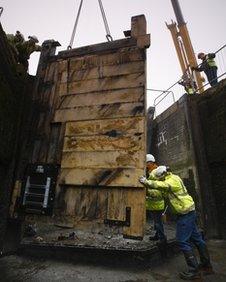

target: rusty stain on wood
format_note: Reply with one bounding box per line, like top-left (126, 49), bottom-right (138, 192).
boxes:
top-left (65, 117), bottom-right (144, 136)
top-left (59, 168), bottom-right (144, 187)
top-left (58, 87), bottom-right (144, 108)
top-left (63, 135), bottom-right (143, 152)
top-left (54, 102), bottom-right (144, 123)
top-left (61, 151), bottom-right (143, 169)
top-left (58, 73), bottom-right (145, 96)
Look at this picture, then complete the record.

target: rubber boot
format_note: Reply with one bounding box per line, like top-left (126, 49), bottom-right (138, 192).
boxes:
top-left (149, 233), bottom-right (159, 241)
top-left (179, 251), bottom-right (201, 280)
top-left (157, 238), bottom-right (168, 259)
top-left (196, 244), bottom-right (214, 275)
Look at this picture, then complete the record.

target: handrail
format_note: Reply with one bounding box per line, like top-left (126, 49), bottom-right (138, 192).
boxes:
top-left (153, 43), bottom-right (226, 116)
top-left (195, 71), bottom-right (226, 93)
top-left (154, 91), bottom-right (175, 107)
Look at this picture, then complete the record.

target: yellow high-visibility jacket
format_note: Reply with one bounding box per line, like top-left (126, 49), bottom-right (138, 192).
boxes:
top-left (146, 172), bottom-right (195, 214)
top-left (146, 169), bottom-right (165, 211)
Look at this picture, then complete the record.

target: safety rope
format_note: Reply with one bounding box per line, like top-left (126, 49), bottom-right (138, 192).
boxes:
top-left (67, 0), bottom-right (113, 50)
top-left (67, 0), bottom-right (84, 50)
top-left (98, 0), bottom-right (113, 42)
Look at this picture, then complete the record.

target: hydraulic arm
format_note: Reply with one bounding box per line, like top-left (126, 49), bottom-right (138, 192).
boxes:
top-left (167, 0), bottom-right (204, 93)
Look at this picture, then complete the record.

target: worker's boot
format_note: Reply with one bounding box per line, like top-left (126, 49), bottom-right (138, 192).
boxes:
top-left (157, 238), bottom-right (168, 258)
top-left (179, 251), bottom-right (201, 280)
top-left (149, 233), bottom-right (159, 241)
top-left (196, 244), bottom-right (214, 275)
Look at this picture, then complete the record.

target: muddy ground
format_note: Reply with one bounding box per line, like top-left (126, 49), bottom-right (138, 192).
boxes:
top-left (0, 240), bottom-right (225, 282)
top-left (20, 222), bottom-right (176, 251)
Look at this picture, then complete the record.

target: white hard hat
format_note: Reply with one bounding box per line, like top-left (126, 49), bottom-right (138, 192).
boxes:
top-left (154, 165), bottom-right (167, 178)
top-left (28, 35), bottom-right (39, 43)
top-left (146, 154), bottom-right (155, 163)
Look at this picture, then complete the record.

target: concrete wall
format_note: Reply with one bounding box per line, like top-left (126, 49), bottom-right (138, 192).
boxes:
top-left (149, 79), bottom-right (226, 238)
top-left (150, 96), bottom-right (201, 213)
top-left (195, 80), bottom-right (226, 238)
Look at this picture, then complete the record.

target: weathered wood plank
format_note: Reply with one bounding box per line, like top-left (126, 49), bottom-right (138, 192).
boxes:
top-left (60, 61), bottom-right (145, 83)
top-left (123, 189), bottom-right (146, 238)
top-left (57, 37), bottom-right (137, 60)
top-left (54, 102), bottom-right (144, 122)
top-left (65, 117), bottom-right (144, 137)
top-left (44, 62), bottom-right (57, 82)
top-left (59, 168), bottom-right (144, 187)
top-left (55, 186), bottom-right (109, 221)
top-left (95, 189), bottom-right (108, 219)
top-left (61, 187), bottom-right (99, 219)
top-left (63, 135), bottom-right (144, 152)
top-left (61, 151), bottom-right (144, 169)
top-left (59, 87), bottom-right (144, 109)
top-left (107, 189), bottom-right (125, 220)
top-left (58, 73), bottom-right (145, 95)
top-left (47, 123), bottom-right (61, 163)
top-left (58, 48), bottom-right (144, 73)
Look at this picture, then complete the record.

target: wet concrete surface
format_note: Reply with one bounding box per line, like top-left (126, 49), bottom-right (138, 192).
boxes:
top-left (21, 222), bottom-right (175, 251)
top-left (0, 240), bottom-right (225, 281)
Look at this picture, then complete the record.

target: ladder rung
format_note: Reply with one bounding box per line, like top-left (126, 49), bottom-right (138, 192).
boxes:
top-left (29, 184), bottom-right (46, 188)
top-left (24, 201), bottom-right (43, 206)
top-left (26, 192), bottom-right (45, 197)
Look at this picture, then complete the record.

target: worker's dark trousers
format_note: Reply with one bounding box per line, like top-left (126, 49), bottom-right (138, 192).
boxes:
top-left (176, 210), bottom-right (206, 252)
top-left (152, 210), bottom-right (166, 241)
top-left (206, 67), bottom-right (218, 86)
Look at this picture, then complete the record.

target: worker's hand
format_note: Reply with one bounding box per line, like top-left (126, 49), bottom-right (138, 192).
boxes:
top-left (139, 176), bottom-right (147, 185)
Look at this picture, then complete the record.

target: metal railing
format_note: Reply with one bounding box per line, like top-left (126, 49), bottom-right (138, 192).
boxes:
top-left (149, 43), bottom-right (226, 116)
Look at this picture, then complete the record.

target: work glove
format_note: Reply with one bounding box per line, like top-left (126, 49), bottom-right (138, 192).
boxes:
top-left (139, 176), bottom-right (147, 185)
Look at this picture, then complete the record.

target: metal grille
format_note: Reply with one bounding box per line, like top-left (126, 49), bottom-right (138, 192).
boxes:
top-left (21, 164), bottom-right (59, 215)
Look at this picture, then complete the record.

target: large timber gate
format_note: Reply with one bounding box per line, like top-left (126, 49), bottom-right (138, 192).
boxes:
top-left (17, 15), bottom-right (150, 239)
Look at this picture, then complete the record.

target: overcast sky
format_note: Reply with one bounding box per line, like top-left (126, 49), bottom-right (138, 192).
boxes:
top-left (1, 0), bottom-right (226, 112)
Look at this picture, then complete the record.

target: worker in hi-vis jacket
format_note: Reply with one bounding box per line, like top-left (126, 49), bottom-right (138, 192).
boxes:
top-left (17, 35), bottom-right (42, 71)
top-left (192, 52), bottom-right (218, 86)
top-left (139, 166), bottom-right (213, 280)
top-left (145, 154), bottom-right (167, 243)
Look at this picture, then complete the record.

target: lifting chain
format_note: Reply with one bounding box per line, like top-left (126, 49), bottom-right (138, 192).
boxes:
top-left (67, 0), bottom-right (113, 50)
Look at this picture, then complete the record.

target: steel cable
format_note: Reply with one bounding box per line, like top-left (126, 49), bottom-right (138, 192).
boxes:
top-left (98, 0), bottom-right (113, 41)
top-left (67, 0), bottom-right (84, 50)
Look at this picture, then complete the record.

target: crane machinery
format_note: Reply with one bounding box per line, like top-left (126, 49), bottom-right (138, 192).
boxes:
top-left (167, 0), bottom-right (204, 93)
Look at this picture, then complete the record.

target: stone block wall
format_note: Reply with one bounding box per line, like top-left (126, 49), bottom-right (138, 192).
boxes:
top-left (149, 79), bottom-right (226, 238)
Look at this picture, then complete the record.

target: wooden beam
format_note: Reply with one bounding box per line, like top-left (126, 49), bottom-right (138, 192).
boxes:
top-left (54, 102), bottom-right (145, 122)
top-left (63, 135), bottom-right (144, 152)
top-left (65, 117), bottom-right (144, 137)
top-left (58, 73), bottom-right (145, 96)
top-left (59, 88), bottom-right (144, 108)
top-left (61, 150), bottom-right (144, 169)
top-left (59, 168), bottom-right (144, 187)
